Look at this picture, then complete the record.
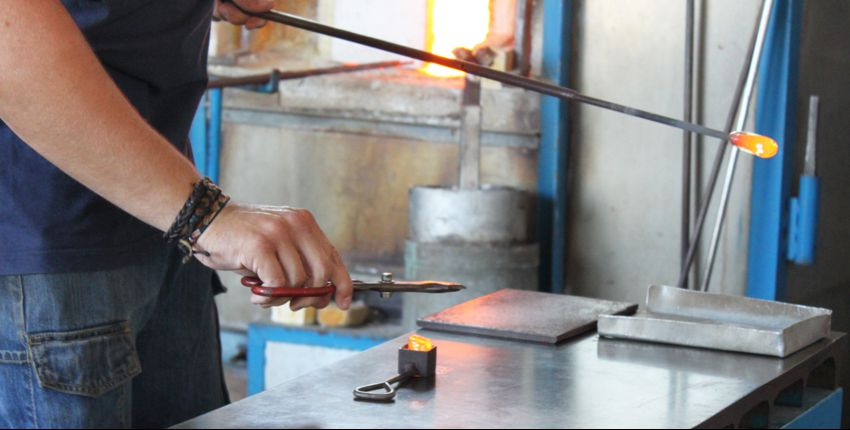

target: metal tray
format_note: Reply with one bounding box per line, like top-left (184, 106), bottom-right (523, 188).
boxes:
top-left (598, 285), bottom-right (832, 357)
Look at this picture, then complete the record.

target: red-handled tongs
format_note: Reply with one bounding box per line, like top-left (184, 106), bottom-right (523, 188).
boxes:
top-left (242, 272), bottom-right (464, 299)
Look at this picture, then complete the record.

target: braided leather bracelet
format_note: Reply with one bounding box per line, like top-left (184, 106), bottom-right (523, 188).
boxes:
top-left (164, 177), bottom-right (230, 263)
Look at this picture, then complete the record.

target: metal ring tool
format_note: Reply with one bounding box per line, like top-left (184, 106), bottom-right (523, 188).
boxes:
top-left (353, 365), bottom-right (417, 402)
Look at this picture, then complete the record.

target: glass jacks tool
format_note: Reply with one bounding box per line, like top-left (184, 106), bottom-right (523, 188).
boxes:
top-left (241, 272), bottom-right (464, 298)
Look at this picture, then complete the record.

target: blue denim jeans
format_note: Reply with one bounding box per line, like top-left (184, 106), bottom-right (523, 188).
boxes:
top-left (0, 245), bottom-right (229, 428)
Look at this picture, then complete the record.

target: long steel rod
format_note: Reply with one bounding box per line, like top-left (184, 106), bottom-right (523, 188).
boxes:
top-left (804, 95), bottom-right (818, 176)
top-left (676, 31), bottom-right (756, 287)
top-left (676, 3), bottom-right (761, 288)
top-left (207, 60), bottom-right (409, 88)
top-left (681, 0), bottom-right (695, 288)
top-left (231, 5), bottom-right (731, 141)
top-left (700, 0), bottom-right (775, 292)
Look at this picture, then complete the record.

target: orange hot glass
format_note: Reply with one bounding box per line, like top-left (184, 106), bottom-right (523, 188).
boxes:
top-left (729, 131), bottom-right (779, 159)
top-left (407, 335), bottom-right (433, 352)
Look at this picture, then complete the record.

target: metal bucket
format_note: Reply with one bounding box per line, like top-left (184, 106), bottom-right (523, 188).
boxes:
top-left (403, 185), bottom-right (538, 329)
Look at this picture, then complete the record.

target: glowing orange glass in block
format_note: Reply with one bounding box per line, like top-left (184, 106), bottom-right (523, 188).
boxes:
top-left (407, 335), bottom-right (433, 352)
top-left (729, 131), bottom-right (779, 159)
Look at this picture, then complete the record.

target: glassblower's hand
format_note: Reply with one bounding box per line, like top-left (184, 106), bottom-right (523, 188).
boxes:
top-left (213, 0), bottom-right (274, 29)
top-left (195, 203), bottom-right (354, 311)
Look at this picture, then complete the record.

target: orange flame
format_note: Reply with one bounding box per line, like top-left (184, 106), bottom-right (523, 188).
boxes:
top-left (422, 0), bottom-right (490, 77)
top-left (407, 335), bottom-right (434, 351)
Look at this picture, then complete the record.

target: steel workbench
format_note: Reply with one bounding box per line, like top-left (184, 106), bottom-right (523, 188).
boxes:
top-left (177, 329), bottom-right (845, 428)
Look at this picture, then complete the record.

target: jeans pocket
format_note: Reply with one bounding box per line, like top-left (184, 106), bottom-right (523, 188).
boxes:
top-left (27, 321), bottom-right (141, 398)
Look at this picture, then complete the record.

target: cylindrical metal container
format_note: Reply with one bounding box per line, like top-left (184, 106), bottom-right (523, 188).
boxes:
top-left (403, 185), bottom-right (538, 329)
top-left (408, 185), bottom-right (533, 244)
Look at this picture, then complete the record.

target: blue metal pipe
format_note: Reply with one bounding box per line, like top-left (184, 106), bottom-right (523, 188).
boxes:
top-left (538, 0), bottom-right (572, 293)
top-left (787, 175), bottom-right (820, 265)
top-left (208, 88), bottom-right (223, 183)
top-left (747, 0), bottom-right (802, 300)
top-left (190, 92), bottom-right (208, 175)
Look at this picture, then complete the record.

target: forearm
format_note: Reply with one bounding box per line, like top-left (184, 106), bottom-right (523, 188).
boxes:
top-left (0, 0), bottom-right (199, 231)
top-left (0, 0), bottom-right (355, 310)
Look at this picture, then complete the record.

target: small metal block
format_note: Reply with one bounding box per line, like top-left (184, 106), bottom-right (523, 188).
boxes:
top-left (398, 345), bottom-right (437, 378)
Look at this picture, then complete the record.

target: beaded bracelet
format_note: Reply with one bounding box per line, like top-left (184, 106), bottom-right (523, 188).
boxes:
top-left (164, 177), bottom-right (230, 263)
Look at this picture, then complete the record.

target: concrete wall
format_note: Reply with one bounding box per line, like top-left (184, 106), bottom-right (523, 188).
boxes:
top-left (568, 0), bottom-right (761, 304)
top-left (325, 0), bottom-right (427, 64)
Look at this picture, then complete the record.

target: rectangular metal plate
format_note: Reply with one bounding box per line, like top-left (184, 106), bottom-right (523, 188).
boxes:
top-left (598, 285), bottom-right (832, 357)
top-left (417, 288), bottom-right (637, 344)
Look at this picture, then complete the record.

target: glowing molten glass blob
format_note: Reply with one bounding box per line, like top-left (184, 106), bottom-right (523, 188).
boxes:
top-left (729, 131), bottom-right (779, 159)
top-left (422, 0), bottom-right (490, 77)
top-left (407, 335), bottom-right (434, 352)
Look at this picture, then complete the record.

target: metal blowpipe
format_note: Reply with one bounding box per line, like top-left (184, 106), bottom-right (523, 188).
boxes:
top-left (226, 3), bottom-right (778, 158)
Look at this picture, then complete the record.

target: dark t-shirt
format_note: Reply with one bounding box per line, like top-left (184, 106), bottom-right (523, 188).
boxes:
top-left (0, 1), bottom-right (213, 275)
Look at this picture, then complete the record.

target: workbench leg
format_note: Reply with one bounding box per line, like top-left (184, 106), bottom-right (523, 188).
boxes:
top-left (246, 324), bottom-right (268, 396)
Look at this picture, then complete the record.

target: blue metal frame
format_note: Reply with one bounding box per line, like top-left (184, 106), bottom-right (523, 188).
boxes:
top-left (189, 89), bottom-right (222, 183)
top-left (538, 0), bottom-right (572, 294)
top-left (782, 388), bottom-right (843, 429)
top-left (787, 175), bottom-right (820, 264)
top-left (191, 75), bottom-right (283, 183)
top-left (190, 93), bottom-right (208, 175)
top-left (247, 323), bottom-right (391, 395)
top-left (747, 0), bottom-right (802, 301)
top-left (207, 88), bottom-right (223, 183)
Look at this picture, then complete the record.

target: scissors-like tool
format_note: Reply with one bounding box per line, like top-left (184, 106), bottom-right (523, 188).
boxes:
top-left (241, 272), bottom-right (464, 298)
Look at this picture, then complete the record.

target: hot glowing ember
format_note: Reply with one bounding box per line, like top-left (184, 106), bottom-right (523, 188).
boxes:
top-left (407, 334), bottom-right (434, 351)
top-left (422, 0), bottom-right (490, 77)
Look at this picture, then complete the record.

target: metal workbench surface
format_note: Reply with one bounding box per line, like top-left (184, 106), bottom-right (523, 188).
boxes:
top-left (176, 329), bottom-right (845, 429)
